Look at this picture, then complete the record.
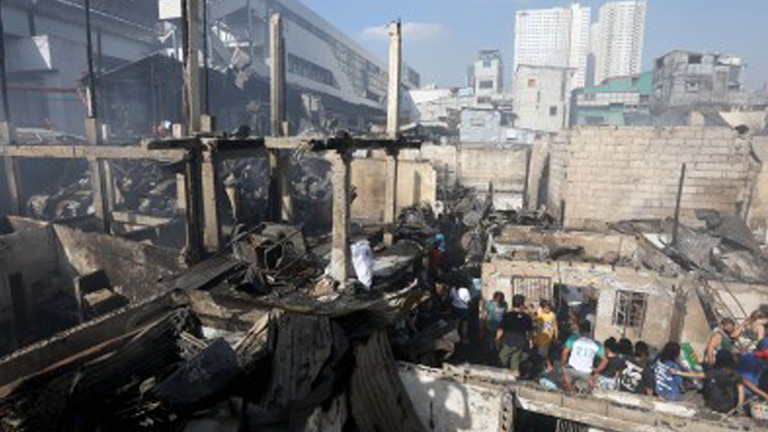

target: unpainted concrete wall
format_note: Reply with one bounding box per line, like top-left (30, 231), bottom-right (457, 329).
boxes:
top-left (399, 364), bottom-right (506, 432)
top-left (482, 258), bottom-right (682, 348)
top-left (595, 282), bottom-right (678, 347)
top-left (351, 157), bottom-right (438, 222)
top-left (748, 136), bottom-right (768, 244)
top-left (543, 127), bottom-right (757, 230)
top-left (402, 144), bottom-right (531, 211)
top-left (0, 218), bottom-right (66, 315)
top-left (53, 224), bottom-right (181, 303)
top-left (679, 291), bottom-right (712, 358)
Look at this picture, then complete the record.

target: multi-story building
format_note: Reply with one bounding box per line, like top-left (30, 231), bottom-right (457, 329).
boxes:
top-left (651, 50), bottom-right (747, 114)
top-left (206, 0), bottom-right (421, 132)
top-left (513, 3), bottom-right (591, 89)
top-left (593, 1), bottom-right (647, 85)
top-left (571, 71), bottom-right (653, 126)
top-left (513, 65), bottom-right (575, 133)
top-left (0, 0), bottom-right (420, 136)
top-left (473, 49), bottom-right (504, 103)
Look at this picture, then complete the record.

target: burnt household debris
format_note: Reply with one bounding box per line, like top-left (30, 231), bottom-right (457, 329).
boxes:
top-left (2, 2), bottom-right (768, 432)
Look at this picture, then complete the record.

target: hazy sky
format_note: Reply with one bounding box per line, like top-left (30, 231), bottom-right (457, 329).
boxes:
top-left (300, 0), bottom-right (768, 90)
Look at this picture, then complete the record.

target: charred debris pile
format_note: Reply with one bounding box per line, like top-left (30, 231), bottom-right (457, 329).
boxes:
top-left (0, 188), bottom-right (501, 432)
top-left (0, 222), bottom-right (427, 431)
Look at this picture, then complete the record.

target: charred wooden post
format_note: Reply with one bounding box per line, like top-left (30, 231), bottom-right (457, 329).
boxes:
top-left (183, 146), bottom-right (205, 264)
top-left (182, 0), bottom-right (202, 135)
top-left (383, 147), bottom-right (399, 245)
top-left (330, 150), bottom-right (353, 284)
top-left (268, 13), bottom-right (292, 223)
top-left (0, 0), bottom-right (22, 216)
top-left (83, 0), bottom-right (110, 233)
top-left (200, 140), bottom-right (222, 252)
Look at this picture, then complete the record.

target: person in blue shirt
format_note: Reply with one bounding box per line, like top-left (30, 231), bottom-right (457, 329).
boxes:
top-left (738, 350), bottom-right (768, 402)
top-left (481, 291), bottom-right (507, 353)
top-left (653, 342), bottom-right (685, 401)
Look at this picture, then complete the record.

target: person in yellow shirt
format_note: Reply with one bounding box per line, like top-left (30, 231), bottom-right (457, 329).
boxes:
top-left (534, 299), bottom-right (558, 356)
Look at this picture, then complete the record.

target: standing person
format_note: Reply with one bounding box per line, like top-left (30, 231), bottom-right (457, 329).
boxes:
top-left (481, 292), bottom-right (507, 353)
top-left (561, 321), bottom-right (604, 392)
top-left (674, 351), bottom-right (745, 414)
top-left (534, 299), bottom-right (558, 356)
top-left (433, 278), bottom-right (453, 322)
top-left (450, 287), bottom-right (471, 340)
top-left (594, 338), bottom-right (626, 391)
top-left (653, 342), bottom-right (685, 402)
top-left (496, 295), bottom-right (533, 378)
top-left (705, 318), bottom-right (737, 367)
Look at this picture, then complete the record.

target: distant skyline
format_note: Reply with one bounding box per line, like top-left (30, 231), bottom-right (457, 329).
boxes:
top-left (300, 0), bottom-right (768, 90)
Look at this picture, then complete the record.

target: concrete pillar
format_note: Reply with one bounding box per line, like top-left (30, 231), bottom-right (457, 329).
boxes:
top-left (201, 146), bottom-right (222, 252)
top-left (183, 0), bottom-right (202, 135)
top-left (85, 117), bottom-right (110, 233)
top-left (386, 20), bottom-right (402, 139)
top-left (330, 151), bottom-right (352, 285)
top-left (0, 123), bottom-right (22, 215)
top-left (383, 149), bottom-right (399, 245)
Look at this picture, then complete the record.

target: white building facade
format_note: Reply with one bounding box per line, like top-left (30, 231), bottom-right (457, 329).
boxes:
top-left (473, 50), bottom-right (504, 102)
top-left (593, 1), bottom-right (647, 84)
top-left (513, 3), bottom-right (591, 89)
top-left (513, 65), bottom-right (574, 133)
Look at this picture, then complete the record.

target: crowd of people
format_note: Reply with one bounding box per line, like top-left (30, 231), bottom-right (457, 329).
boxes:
top-left (391, 232), bottom-right (768, 421)
top-left (483, 292), bottom-right (768, 419)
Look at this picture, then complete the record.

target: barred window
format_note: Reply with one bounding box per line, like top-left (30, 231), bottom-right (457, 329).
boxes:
top-left (511, 276), bottom-right (553, 303)
top-left (613, 291), bottom-right (647, 328)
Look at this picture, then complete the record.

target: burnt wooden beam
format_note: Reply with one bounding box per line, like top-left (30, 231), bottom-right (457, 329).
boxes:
top-left (0, 144), bottom-right (185, 161)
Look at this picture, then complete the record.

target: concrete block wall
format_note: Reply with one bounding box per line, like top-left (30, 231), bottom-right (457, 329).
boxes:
top-left (548, 127), bottom-right (757, 229)
top-left (546, 135), bottom-right (569, 221)
top-left (748, 136), bottom-right (768, 244)
top-left (0, 220), bottom-right (64, 314)
top-left (354, 143), bottom-right (532, 221)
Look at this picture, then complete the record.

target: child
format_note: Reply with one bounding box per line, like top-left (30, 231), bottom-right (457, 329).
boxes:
top-left (534, 299), bottom-right (558, 356)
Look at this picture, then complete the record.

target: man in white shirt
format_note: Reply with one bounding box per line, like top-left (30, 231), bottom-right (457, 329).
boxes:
top-left (561, 321), bottom-right (604, 391)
